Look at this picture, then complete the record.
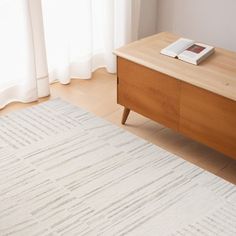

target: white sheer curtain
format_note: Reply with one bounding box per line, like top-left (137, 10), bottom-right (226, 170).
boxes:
top-left (0, 0), bottom-right (140, 109)
top-left (0, 0), bottom-right (49, 109)
top-left (42, 0), bottom-right (141, 84)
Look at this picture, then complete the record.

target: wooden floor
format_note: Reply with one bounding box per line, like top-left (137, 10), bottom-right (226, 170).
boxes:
top-left (1, 69), bottom-right (236, 185)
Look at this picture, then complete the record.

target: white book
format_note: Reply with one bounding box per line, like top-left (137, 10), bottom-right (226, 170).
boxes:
top-left (160, 38), bottom-right (215, 65)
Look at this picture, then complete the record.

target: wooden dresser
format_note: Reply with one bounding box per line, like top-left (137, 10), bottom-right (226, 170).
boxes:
top-left (114, 32), bottom-right (236, 160)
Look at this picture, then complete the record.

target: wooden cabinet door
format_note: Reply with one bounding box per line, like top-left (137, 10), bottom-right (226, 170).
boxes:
top-left (117, 57), bottom-right (181, 131)
top-left (180, 83), bottom-right (236, 159)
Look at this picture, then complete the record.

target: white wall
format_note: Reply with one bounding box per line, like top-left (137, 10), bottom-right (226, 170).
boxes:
top-left (138, 0), bottom-right (158, 38)
top-left (156, 0), bottom-right (236, 51)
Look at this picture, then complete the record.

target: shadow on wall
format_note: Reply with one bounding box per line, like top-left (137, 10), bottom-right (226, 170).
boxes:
top-left (138, 0), bottom-right (158, 39)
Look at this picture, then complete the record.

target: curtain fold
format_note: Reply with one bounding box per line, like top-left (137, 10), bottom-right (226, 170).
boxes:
top-left (0, 0), bottom-right (141, 109)
top-left (0, 0), bottom-right (49, 109)
top-left (29, 0), bottom-right (50, 98)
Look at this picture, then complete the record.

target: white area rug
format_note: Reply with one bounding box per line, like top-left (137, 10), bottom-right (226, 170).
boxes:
top-left (0, 99), bottom-right (235, 236)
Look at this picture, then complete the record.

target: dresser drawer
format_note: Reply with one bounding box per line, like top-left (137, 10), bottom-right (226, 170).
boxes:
top-left (117, 57), bottom-right (181, 130)
top-left (180, 83), bottom-right (236, 158)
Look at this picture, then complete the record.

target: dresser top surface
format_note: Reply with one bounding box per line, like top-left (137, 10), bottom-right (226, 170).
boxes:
top-left (114, 32), bottom-right (236, 101)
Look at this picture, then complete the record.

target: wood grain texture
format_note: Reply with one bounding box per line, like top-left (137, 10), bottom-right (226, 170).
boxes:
top-left (114, 32), bottom-right (236, 101)
top-left (116, 58), bottom-right (236, 160)
top-left (117, 57), bottom-right (181, 131)
top-left (180, 83), bottom-right (236, 159)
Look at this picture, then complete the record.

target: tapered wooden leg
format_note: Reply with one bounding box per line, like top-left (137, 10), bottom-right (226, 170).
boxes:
top-left (121, 107), bottom-right (130, 125)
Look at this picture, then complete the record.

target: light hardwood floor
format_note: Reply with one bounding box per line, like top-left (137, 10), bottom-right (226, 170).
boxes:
top-left (1, 69), bottom-right (236, 184)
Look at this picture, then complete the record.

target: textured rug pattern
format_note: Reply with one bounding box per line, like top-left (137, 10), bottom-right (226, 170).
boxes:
top-left (0, 99), bottom-right (235, 236)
